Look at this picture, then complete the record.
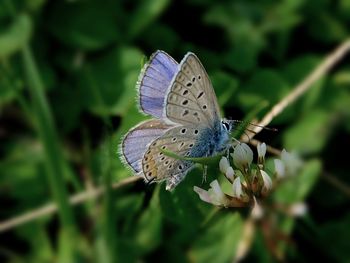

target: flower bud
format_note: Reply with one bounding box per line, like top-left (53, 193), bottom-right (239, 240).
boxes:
top-left (225, 167), bottom-right (235, 181)
top-left (257, 143), bottom-right (266, 159)
top-left (274, 159), bottom-right (286, 178)
top-left (232, 143), bottom-right (253, 172)
top-left (232, 177), bottom-right (243, 198)
top-left (260, 170), bottom-right (272, 192)
top-left (219, 157), bottom-right (230, 174)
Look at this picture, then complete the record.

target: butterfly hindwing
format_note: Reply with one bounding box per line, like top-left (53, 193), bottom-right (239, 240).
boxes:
top-left (141, 124), bottom-right (202, 190)
top-left (138, 50), bottom-right (178, 118)
top-left (121, 119), bottom-right (173, 173)
top-left (164, 53), bottom-right (221, 127)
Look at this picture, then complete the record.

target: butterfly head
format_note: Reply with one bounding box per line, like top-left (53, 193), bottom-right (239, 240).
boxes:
top-left (221, 119), bottom-right (234, 133)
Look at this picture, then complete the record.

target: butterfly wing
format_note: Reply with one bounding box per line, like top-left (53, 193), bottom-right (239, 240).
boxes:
top-left (141, 124), bottom-right (203, 190)
top-left (164, 52), bottom-right (221, 127)
top-left (138, 50), bottom-right (178, 119)
top-left (120, 119), bottom-right (173, 173)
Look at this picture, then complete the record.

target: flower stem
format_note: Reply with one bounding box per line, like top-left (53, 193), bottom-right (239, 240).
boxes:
top-left (21, 45), bottom-right (76, 230)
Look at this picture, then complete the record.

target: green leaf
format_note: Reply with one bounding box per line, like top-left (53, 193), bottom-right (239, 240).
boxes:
top-left (47, 1), bottom-right (119, 50)
top-left (307, 12), bottom-right (348, 43)
top-left (58, 228), bottom-right (78, 263)
top-left (283, 55), bottom-right (324, 113)
top-left (50, 83), bottom-right (83, 133)
top-left (210, 71), bottom-right (239, 107)
top-left (25, 0), bottom-right (46, 11)
top-left (0, 62), bottom-right (23, 107)
top-left (273, 159), bottom-right (321, 204)
top-left (190, 213), bottom-right (244, 263)
top-left (127, 0), bottom-right (170, 40)
top-left (22, 45), bottom-right (76, 230)
top-left (240, 69), bottom-right (289, 105)
top-left (77, 47), bottom-right (143, 116)
top-left (224, 45), bottom-right (260, 73)
top-left (319, 212), bottom-right (350, 262)
top-left (0, 138), bottom-right (50, 207)
top-left (237, 69), bottom-right (291, 121)
top-left (132, 187), bottom-right (163, 254)
top-left (17, 223), bottom-right (54, 262)
top-left (140, 23), bottom-right (180, 52)
top-left (283, 110), bottom-right (332, 154)
top-left (159, 168), bottom-right (213, 227)
top-left (0, 14), bottom-right (32, 58)
top-left (332, 70), bottom-right (350, 86)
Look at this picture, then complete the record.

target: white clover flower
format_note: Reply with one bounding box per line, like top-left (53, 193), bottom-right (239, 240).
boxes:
top-left (251, 197), bottom-right (263, 219)
top-left (219, 156), bottom-right (231, 174)
top-left (288, 202), bottom-right (308, 217)
top-left (257, 142), bottom-right (266, 169)
top-left (225, 167), bottom-right (235, 181)
top-left (274, 150), bottom-right (302, 178)
top-left (193, 186), bottom-right (211, 204)
top-left (232, 143), bottom-right (253, 172)
top-left (193, 180), bottom-right (229, 207)
top-left (260, 170), bottom-right (272, 191)
top-left (208, 180), bottom-right (227, 205)
top-left (232, 176), bottom-right (243, 198)
top-left (281, 149), bottom-right (302, 176)
top-left (274, 159), bottom-right (286, 178)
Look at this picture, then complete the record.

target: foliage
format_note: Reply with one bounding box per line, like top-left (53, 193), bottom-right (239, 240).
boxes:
top-left (0, 0), bottom-right (350, 262)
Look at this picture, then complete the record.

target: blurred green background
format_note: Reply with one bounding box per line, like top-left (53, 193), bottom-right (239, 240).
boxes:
top-left (1, 0), bottom-right (350, 262)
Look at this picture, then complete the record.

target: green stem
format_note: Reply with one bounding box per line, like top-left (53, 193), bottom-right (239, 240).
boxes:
top-left (21, 45), bottom-right (76, 229)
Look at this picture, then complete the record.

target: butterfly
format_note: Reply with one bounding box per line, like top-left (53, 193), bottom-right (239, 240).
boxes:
top-left (120, 50), bottom-right (233, 191)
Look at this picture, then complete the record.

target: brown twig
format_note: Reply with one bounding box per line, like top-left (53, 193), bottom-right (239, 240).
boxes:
top-left (246, 39), bottom-right (350, 139)
top-left (0, 176), bottom-right (142, 233)
top-left (321, 172), bottom-right (350, 198)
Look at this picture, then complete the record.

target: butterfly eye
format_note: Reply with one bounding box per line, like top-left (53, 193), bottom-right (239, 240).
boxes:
top-left (222, 121), bottom-right (230, 131)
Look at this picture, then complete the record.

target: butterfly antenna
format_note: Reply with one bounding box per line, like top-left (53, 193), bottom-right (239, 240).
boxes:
top-left (230, 126), bottom-right (257, 143)
top-left (231, 120), bottom-right (278, 132)
top-left (242, 129), bottom-right (252, 142)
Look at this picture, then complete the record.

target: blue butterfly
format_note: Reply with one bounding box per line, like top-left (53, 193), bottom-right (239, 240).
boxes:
top-left (120, 51), bottom-right (233, 190)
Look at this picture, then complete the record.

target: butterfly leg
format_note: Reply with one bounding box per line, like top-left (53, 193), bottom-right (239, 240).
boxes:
top-left (201, 165), bottom-right (208, 185)
top-left (226, 147), bottom-right (231, 159)
top-left (166, 173), bottom-right (185, 191)
top-left (145, 177), bottom-right (156, 186)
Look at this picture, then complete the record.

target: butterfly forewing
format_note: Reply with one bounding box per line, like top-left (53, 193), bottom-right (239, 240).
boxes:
top-left (138, 50), bottom-right (178, 118)
top-left (165, 53), bottom-right (221, 127)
